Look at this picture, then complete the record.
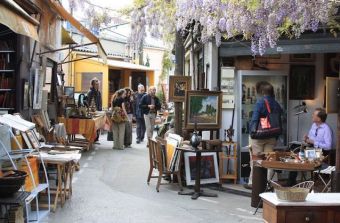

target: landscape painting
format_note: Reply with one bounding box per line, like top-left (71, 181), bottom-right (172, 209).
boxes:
top-left (184, 91), bottom-right (222, 129)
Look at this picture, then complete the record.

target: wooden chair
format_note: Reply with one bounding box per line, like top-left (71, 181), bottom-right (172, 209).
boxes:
top-left (147, 138), bottom-right (183, 192)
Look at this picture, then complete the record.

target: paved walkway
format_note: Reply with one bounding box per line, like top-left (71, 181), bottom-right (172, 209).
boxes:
top-left (45, 131), bottom-right (264, 223)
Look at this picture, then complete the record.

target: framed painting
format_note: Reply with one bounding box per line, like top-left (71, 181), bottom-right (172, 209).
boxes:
top-left (26, 130), bottom-right (39, 149)
top-left (289, 65), bottom-right (315, 100)
top-left (184, 152), bottom-right (219, 186)
top-left (169, 76), bottom-right (191, 102)
top-left (64, 86), bottom-right (75, 98)
top-left (184, 90), bottom-right (222, 129)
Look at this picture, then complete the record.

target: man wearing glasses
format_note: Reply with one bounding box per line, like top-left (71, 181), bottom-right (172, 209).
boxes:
top-left (304, 108), bottom-right (333, 156)
top-left (288, 108), bottom-right (333, 186)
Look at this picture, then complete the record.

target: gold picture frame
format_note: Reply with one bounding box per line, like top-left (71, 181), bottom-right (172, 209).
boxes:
top-left (169, 76), bottom-right (191, 102)
top-left (184, 90), bottom-right (222, 130)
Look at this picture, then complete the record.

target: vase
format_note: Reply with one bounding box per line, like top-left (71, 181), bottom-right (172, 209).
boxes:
top-left (190, 131), bottom-right (200, 149)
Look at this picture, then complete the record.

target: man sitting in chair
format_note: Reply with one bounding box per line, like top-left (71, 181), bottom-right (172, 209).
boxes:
top-left (288, 108), bottom-right (333, 186)
top-left (304, 108), bottom-right (333, 155)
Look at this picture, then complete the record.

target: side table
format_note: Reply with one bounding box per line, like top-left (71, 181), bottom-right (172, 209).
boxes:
top-left (177, 147), bottom-right (221, 200)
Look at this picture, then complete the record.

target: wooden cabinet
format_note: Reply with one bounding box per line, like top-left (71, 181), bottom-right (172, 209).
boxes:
top-left (219, 142), bottom-right (237, 184)
top-left (261, 193), bottom-right (340, 223)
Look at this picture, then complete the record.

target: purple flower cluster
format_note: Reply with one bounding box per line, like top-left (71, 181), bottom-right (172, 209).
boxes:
top-left (176, 0), bottom-right (332, 55)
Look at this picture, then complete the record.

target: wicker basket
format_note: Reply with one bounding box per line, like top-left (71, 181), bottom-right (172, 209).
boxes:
top-left (270, 181), bottom-right (314, 202)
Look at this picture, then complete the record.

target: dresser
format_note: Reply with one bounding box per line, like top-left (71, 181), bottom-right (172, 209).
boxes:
top-left (260, 193), bottom-right (340, 223)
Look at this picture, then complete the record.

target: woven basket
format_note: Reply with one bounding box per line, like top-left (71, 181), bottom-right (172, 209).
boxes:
top-left (270, 181), bottom-right (314, 202)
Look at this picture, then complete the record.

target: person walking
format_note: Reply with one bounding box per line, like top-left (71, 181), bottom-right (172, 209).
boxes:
top-left (87, 78), bottom-right (102, 142)
top-left (124, 88), bottom-right (134, 148)
top-left (139, 86), bottom-right (161, 145)
top-left (246, 81), bottom-right (282, 189)
top-left (134, 84), bottom-right (146, 144)
top-left (111, 89), bottom-right (128, 150)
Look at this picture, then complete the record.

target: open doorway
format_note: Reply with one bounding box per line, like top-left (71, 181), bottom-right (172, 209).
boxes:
top-left (131, 71), bottom-right (146, 92)
top-left (109, 69), bottom-right (121, 106)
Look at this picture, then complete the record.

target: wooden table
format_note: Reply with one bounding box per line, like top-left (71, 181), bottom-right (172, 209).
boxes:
top-left (59, 114), bottom-right (109, 143)
top-left (178, 147), bottom-right (221, 200)
top-left (35, 151), bottom-right (81, 212)
top-left (259, 160), bottom-right (319, 172)
top-left (260, 192), bottom-right (340, 223)
top-left (253, 160), bottom-right (321, 214)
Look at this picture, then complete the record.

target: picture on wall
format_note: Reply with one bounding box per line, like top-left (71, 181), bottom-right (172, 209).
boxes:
top-left (289, 65), bottom-right (315, 100)
top-left (184, 90), bottom-right (222, 129)
top-left (184, 152), bottom-right (219, 186)
top-left (169, 76), bottom-right (191, 102)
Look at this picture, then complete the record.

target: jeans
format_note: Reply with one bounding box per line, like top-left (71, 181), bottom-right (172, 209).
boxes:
top-left (136, 117), bottom-right (146, 141)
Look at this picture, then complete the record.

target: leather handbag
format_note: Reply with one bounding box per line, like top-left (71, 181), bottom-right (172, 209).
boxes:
top-left (250, 99), bottom-right (282, 139)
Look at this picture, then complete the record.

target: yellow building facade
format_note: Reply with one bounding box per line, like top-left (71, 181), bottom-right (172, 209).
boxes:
top-left (71, 53), bottom-right (155, 109)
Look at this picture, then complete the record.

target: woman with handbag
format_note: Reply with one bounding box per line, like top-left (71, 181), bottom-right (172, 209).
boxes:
top-left (111, 89), bottom-right (128, 150)
top-left (246, 81), bottom-right (283, 189)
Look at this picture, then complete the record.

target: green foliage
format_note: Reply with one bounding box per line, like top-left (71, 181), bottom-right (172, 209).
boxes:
top-left (190, 96), bottom-right (204, 115)
top-left (159, 51), bottom-right (173, 83)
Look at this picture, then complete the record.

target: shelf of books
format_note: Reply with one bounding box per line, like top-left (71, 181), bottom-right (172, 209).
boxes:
top-left (0, 36), bottom-right (16, 114)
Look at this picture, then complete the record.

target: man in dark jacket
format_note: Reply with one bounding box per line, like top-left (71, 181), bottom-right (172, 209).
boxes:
top-left (87, 78), bottom-right (102, 142)
top-left (139, 86), bottom-right (161, 143)
top-left (87, 78), bottom-right (102, 111)
top-left (134, 84), bottom-right (146, 144)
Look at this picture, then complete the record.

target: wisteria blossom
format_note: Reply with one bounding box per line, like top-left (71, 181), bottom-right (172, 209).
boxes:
top-left (129, 0), bottom-right (338, 55)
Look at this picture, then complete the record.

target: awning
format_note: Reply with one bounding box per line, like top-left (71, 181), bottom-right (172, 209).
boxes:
top-left (107, 59), bottom-right (155, 71)
top-left (47, 0), bottom-right (107, 63)
top-left (61, 26), bottom-right (76, 45)
top-left (0, 0), bottom-right (39, 41)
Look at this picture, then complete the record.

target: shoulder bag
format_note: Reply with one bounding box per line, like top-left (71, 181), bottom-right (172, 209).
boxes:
top-left (250, 99), bottom-right (282, 139)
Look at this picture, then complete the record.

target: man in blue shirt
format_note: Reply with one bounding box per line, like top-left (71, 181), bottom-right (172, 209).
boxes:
top-left (288, 108), bottom-right (333, 186)
top-left (304, 108), bottom-right (333, 152)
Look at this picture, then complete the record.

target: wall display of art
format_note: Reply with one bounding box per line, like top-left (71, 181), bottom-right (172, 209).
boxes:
top-left (184, 90), bottom-right (222, 129)
top-left (289, 65), bottom-right (315, 100)
top-left (169, 76), bottom-right (191, 102)
top-left (220, 67), bottom-right (235, 109)
top-left (184, 152), bottom-right (219, 186)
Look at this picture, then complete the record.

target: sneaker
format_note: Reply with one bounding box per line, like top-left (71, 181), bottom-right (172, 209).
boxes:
top-left (136, 139), bottom-right (140, 144)
top-left (125, 145), bottom-right (131, 148)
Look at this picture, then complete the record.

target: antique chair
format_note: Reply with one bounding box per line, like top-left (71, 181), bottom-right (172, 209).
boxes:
top-left (147, 137), bottom-right (183, 192)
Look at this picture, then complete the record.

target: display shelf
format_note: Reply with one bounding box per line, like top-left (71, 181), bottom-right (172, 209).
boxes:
top-left (0, 108), bottom-right (14, 110)
top-left (0, 89), bottom-right (15, 91)
top-left (219, 142), bottom-right (237, 184)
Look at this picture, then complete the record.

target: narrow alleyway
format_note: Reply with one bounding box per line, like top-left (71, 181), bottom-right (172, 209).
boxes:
top-left (45, 131), bottom-right (263, 223)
